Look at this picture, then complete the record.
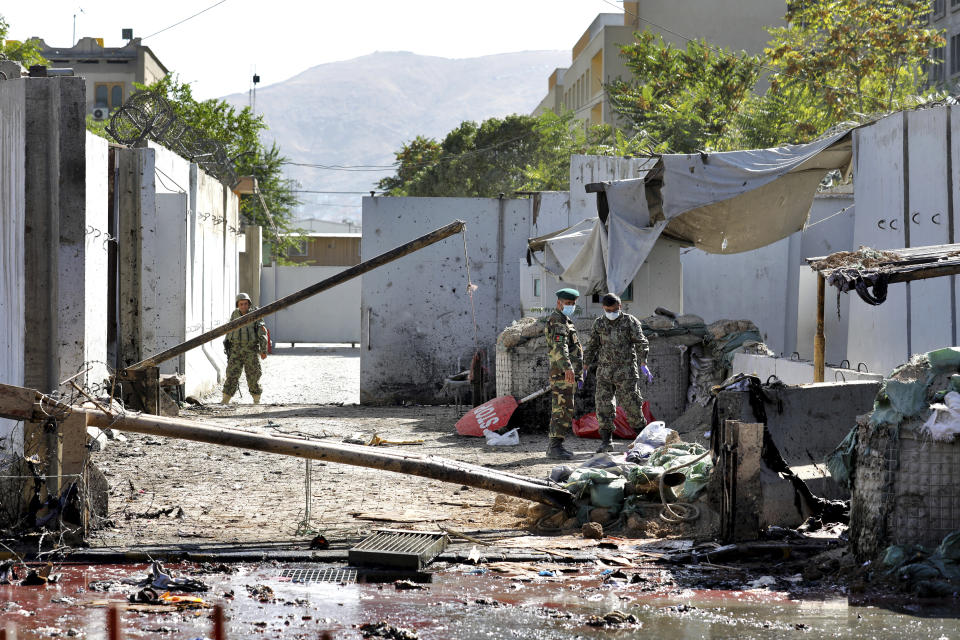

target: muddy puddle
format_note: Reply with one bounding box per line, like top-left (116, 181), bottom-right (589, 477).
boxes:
top-left (1, 562), bottom-right (958, 639)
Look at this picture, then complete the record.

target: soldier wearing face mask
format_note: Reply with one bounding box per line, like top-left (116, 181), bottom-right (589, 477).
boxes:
top-left (582, 293), bottom-right (651, 453)
top-left (543, 288), bottom-right (583, 460)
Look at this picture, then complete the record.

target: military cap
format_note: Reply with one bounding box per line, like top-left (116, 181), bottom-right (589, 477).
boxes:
top-left (555, 288), bottom-right (580, 300)
top-left (236, 292), bottom-right (252, 303)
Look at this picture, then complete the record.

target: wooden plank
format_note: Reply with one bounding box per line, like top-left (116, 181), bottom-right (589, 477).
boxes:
top-left (0, 383), bottom-right (40, 421)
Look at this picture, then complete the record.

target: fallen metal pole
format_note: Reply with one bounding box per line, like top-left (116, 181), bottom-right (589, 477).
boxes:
top-left (125, 219), bottom-right (467, 372)
top-left (84, 409), bottom-right (574, 511)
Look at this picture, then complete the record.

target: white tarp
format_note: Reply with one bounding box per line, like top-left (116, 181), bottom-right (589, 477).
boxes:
top-left (530, 130), bottom-right (853, 294)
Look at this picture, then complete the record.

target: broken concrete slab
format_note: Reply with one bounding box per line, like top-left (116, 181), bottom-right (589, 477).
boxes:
top-left (715, 380), bottom-right (880, 500)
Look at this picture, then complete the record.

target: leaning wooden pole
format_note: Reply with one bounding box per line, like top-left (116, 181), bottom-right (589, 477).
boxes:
top-left (124, 219), bottom-right (467, 373)
top-left (83, 409), bottom-right (574, 511)
top-left (814, 272), bottom-right (826, 383)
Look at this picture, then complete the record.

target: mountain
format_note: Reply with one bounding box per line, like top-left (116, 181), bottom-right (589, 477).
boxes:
top-left (222, 50), bottom-right (569, 222)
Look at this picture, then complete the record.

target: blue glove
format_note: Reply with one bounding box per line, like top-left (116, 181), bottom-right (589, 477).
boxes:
top-left (640, 365), bottom-right (653, 384)
top-left (577, 379), bottom-right (584, 390)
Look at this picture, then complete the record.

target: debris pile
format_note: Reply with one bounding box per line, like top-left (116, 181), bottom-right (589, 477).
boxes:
top-left (808, 245), bottom-right (901, 272)
top-left (830, 347), bottom-right (960, 560)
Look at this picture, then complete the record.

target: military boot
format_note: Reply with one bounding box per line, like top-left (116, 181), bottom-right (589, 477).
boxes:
top-left (252, 394), bottom-right (261, 404)
top-left (221, 393), bottom-right (232, 405)
top-left (595, 430), bottom-right (614, 453)
top-left (546, 437), bottom-right (574, 460)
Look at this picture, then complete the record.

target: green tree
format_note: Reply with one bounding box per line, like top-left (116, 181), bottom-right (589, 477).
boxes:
top-left (765, 0), bottom-right (945, 125)
top-left (378, 111), bottom-right (650, 196)
top-left (138, 75), bottom-right (299, 251)
top-left (607, 32), bottom-right (762, 153)
top-left (0, 14), bottom-right (47, 68)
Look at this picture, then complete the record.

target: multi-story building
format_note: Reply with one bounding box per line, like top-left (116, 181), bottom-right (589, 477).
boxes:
top-left (533, 1), bottom-right (785, 128)
top-left (35, 36), bottom-right (168, 120)
top-left (930, 0), bottom-right (956, 86)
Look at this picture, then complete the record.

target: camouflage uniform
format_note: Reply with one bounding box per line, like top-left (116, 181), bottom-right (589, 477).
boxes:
top-left (544, 309), bottom-right (583, 438)
top-left (583, 313), bottom-right (649, 435)
top-left (223, 308), bottom-right (268, 396)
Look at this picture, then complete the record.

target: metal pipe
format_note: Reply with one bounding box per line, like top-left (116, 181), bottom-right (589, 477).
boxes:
top-left (124, 220), bottom-right (466, 372)
top-left (84, 408), bottom-right (573, 510)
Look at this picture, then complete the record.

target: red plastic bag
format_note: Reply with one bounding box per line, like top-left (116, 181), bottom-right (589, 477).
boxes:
top-left (572, 402), bottom-right (655, 439)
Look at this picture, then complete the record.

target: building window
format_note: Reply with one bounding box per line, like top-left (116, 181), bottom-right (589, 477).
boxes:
top-left (934, 0), bottom-right (946, 18)
top-left (533, 278), bottom-right (541, 297)
top-left (952, 34), bottom-right (960, 75)
top-left (286, 240), bottom-right (308, 257)
top-left (94, 82), bottom-right (124, 109)
top-left (953, 0), bottom-right (960, 9)
top-left (620, 283), bottom-right (634, 302)
top-left (931, 45), bottom-right (946, 83)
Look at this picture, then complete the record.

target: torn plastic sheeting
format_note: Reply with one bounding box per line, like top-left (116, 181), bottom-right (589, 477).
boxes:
top-left (870, 378), bottom-right (930, 428)
top-left (881, 530), bottom-right (960, 597)
top-left (922, 391), bottom-right (960, 441)
top-left (533, 131), bottom-right (852, 294)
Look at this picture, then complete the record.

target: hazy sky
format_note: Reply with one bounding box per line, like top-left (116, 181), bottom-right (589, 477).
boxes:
top-left (4, 0), bottom-right (617, 99)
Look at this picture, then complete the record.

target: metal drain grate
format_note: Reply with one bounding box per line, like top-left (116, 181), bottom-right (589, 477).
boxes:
top-left (280, 567), bottom-right (358, 584)
top-left (349, 529), bottom-right (449, 570)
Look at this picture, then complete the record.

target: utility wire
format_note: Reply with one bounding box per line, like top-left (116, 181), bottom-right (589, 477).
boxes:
top-left (142, 0), bottom-right (229, 40)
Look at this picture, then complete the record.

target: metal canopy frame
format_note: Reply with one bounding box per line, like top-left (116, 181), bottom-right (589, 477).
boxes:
top-left (806, 243), bottom-right (960, 382)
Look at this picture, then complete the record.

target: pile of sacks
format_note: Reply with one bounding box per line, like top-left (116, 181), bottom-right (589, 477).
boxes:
top-left (688, 319), bottom-right (772, 406)
top-left (550, 421), bottom-right (713, 528)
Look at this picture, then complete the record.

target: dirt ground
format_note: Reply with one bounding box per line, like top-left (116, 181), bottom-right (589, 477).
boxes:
top-left (89, 345), bottom-right (586, 548)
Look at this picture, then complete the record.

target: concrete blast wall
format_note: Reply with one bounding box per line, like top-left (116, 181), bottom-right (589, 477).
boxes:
top-left (261, 266), bottom-right (361, 343)
top-left (360, 196), bottom-right (529, 405)
top-left (848, 108), bottom-right (960, 376)
top-left (0, 78), bottom-right (26, 449)
top-left (117, 143), bottom-right (239, 398)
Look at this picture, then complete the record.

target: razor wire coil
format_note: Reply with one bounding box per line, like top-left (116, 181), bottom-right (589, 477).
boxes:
top-left (106, 90), bottom-right (238, 187)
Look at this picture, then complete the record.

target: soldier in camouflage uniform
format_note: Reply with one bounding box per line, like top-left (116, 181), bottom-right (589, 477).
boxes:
top-left (583, 293), bottom-right (652, 453)
top-left (544, 288), bottom-right (584, 460)
top-left (222, 292), bottom-right (269, 404)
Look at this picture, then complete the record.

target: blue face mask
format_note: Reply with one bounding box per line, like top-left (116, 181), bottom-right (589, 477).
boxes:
top-left (561, 304), bottom-right (576, 317)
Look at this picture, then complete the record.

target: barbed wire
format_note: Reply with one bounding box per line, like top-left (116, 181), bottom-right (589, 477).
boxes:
top-left (106, 90), bottom-right (238, 187)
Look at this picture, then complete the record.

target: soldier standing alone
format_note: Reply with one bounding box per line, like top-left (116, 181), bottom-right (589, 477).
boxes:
top-left (544, 288), bottom-right (584, 460)
top-left (583, 293), bottom-right (652, 453)
top-left (222, 292), bottom-right (268, 404)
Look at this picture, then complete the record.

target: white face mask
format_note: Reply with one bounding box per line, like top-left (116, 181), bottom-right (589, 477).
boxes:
top-left (605, 310), bottom-right (621, 321)
top-left (561, 304), bottom-right (576, 317)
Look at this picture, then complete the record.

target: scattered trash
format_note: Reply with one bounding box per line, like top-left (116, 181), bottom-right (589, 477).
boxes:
top-left (359, 621), bottom-right (420, 639)
top-left (344, 432), bottom-right (425, 446)
top-left (393, 580), bottom-right (426, 591)
top-left (482, 427), bottom-right (520, 446)
top-left (245, 584), bottom-right (276, 602)
top-left (21, 563), bottom-right (60, 586)
top-left (747, 575), bottom-right (777, 589)
top-left (309, 534), bottom-right (330, 550)
top-left (625, 421), bottom-right (681, 463)
top-left (123, 562), bottom-right (208, 592)
top-left (585, 610), bottom-right (638, 627)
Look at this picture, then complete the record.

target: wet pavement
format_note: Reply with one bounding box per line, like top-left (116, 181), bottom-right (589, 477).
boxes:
top-left (2, 561), bottom-right (959, 639)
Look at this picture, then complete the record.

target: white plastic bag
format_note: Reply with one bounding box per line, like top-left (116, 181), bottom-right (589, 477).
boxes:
top-left (922, 391), bottom-right (960, 441)
top-left (483, 427), bottom-right (520, 446)
top-left (626, 421), bottom-right (679, 461)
